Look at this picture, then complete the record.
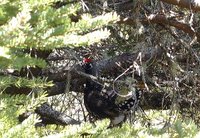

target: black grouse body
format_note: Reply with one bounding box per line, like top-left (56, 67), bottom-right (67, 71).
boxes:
top-left (83, 58), bottom-right (142, 127)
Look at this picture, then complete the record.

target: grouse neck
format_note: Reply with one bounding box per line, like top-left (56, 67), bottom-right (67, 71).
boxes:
top-left (83, 58), bottom-right (93, 75)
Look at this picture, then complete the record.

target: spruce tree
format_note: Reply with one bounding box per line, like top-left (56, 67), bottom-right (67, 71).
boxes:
top-left (0, 0), bottom-right (118, 137)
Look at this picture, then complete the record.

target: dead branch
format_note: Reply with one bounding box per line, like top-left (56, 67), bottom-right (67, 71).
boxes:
top-left (160, 0), bottom-right (200, 12)
top-left (117, 14), bottom-right (200, 42)
top-left (19, 103), bottom-right (80, 126)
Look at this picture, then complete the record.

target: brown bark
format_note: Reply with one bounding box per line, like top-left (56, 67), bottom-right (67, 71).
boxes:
top-left (18, 103), bottom-right (80, 126)
top-left (145, 14), bottom-right (199, 38)
top-left (117, 14), bottom-right (200, 42)
top-left (35, 103), bottom-right (80, 126)
top-left (160, 0), bottom-right (200, 12)
top-left (140, 91), bottom-right (171, 110)
top-left (84, 0), bottom-right (200, 11)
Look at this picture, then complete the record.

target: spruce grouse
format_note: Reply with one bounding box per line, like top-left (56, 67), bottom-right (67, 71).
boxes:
top-left (83, 57), bottom-right (142, 127)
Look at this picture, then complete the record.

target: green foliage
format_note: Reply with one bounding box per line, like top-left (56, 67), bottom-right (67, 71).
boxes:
top-left (0, 92), bottom-right (47, 138)
top-left (0, 0), bottom-right (118, 89)
top-left (0, 76), bottom-right (52, 91)
top-left (35, 118), bottom-right (199, 138)
top-left (3, 114), bottom-right (40, 138)
top-left (0, 2), bottom-right (19, 25)
top-left (13, 110), bottom-right (195, 137)
top-left (0, 0), bottom-right (119, 137)
top-left (0, 47), bottom-right (47, 70)
top-left (0, 1), bottom-right (118, 49)
top-left (0, 0), bottom-right (118, 69)
top-left (171, 120), bottom-right (198, 138)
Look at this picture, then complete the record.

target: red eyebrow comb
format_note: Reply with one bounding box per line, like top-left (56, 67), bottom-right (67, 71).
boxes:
top-left (83, 58), bottom-right (92, 63)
